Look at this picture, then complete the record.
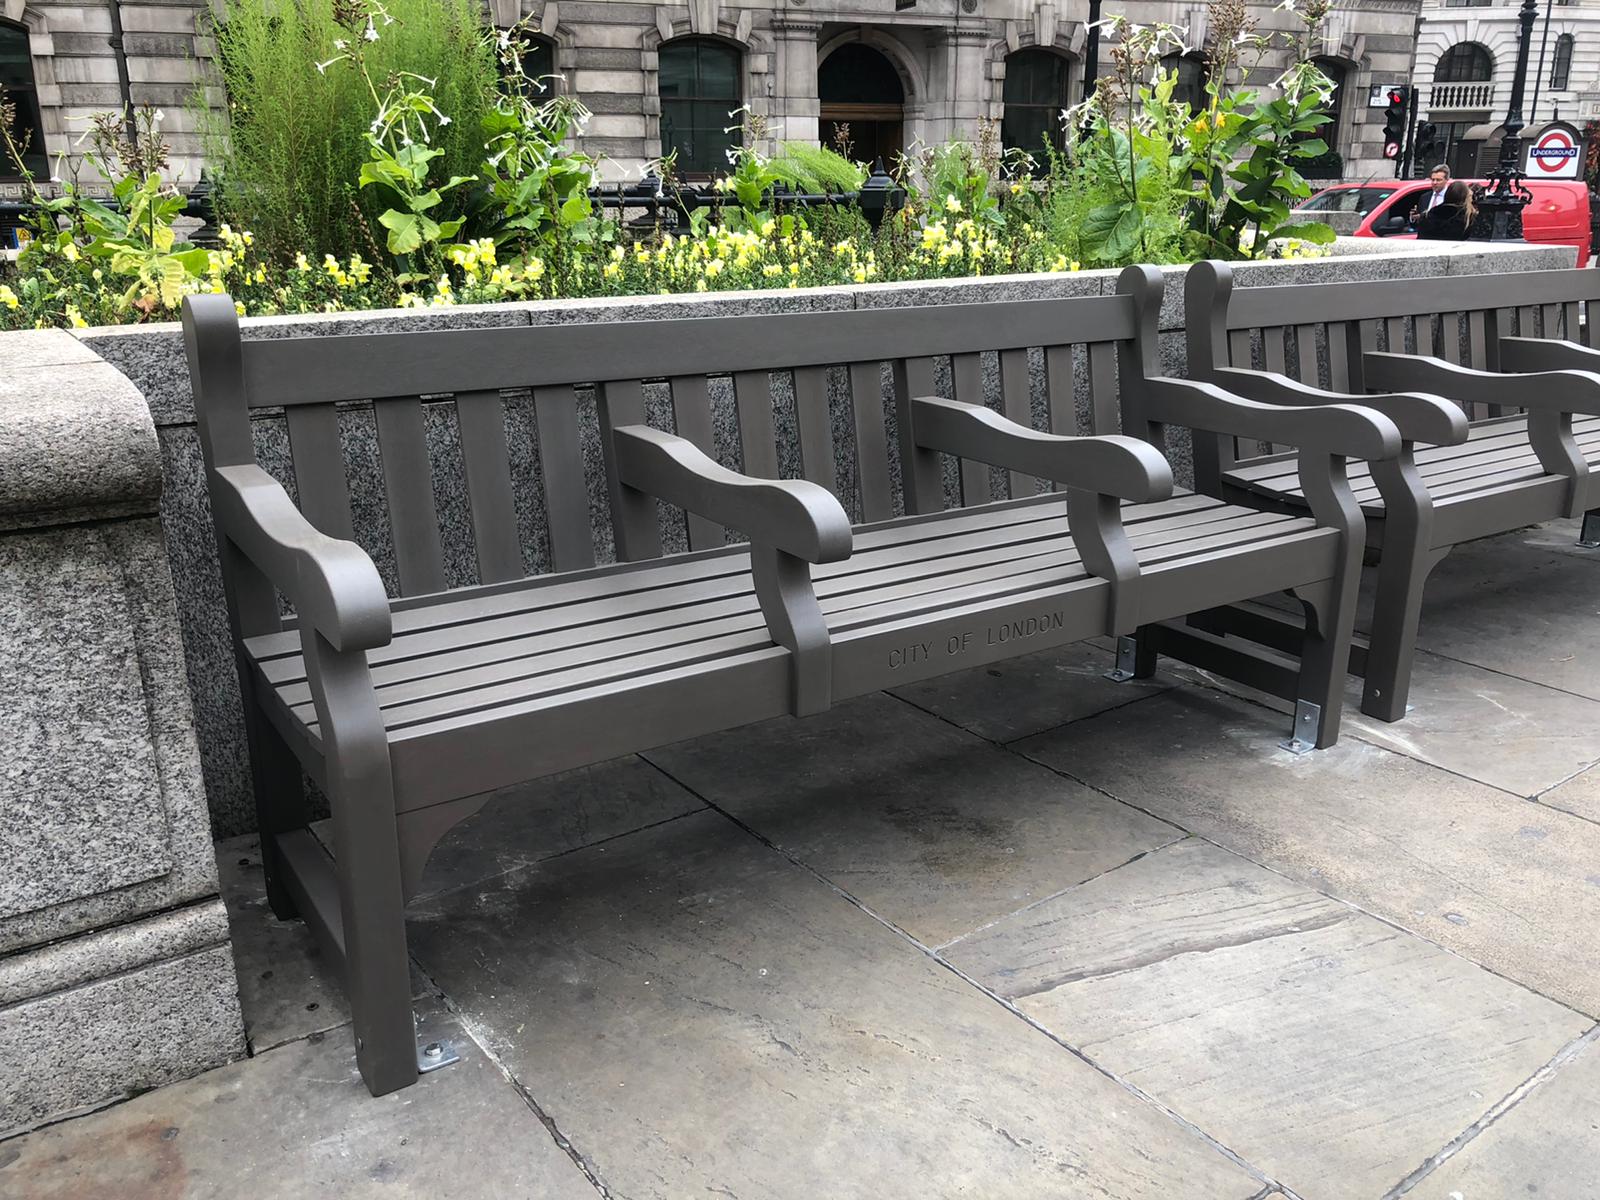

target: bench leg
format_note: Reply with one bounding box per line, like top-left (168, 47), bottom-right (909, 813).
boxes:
top-left (1288, 571), bottom-right (1359, 751)
top-left (241, 696), bottom-right (308, 921)
top-left (1581, 509), bottom-right (1600, 548)
top-left (1361, 541), bottom-right (1451, 724)
top-left (306, 637), bottom-right (419, 1098)
top-left (1105, 629), bottom-right (1159, 682)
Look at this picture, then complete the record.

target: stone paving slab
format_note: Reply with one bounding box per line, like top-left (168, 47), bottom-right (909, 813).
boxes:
top-left (646, 694), bottom-right (1184, 947)
top-left (1412, 531), bottom-right (1600, 702)
top-left (406, 810), bottom-right (1265, 1200)
top-left (1405, 1031), bottom-right (1600, 1200)
top-left (888, 641), bottom-right (1175, 744)
top-left (0, 1003), bottom-right (595, 1200)
top-left (948, 839), bottom-right (1588, 1200)
top-left (1015, 687), bottom-right (1600, 1018)
top-left (1340, 651), bottom-right (1600, 799)
top-left (1541, 763), bottom-right (1600, 825)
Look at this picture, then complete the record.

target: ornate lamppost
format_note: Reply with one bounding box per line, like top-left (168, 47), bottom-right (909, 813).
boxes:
top-left (1475, 0), bottom-right (1540, 239)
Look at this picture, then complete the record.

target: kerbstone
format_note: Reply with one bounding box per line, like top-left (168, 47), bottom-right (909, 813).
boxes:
top-left (408, 811), bottom-right (1264, 1199)
top-left (0, 1003), bottom-right (595, 1200)
top-left (1016, 686), bottom-right (1600, 1017)
top-left (949, 839), bottom-right (1589, 1200)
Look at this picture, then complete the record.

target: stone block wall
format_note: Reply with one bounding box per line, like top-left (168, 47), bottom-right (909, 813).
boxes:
top-left (59, 240), bottom-right (1573, 839)
top-left (0, 330), bottom-right (244, 1135)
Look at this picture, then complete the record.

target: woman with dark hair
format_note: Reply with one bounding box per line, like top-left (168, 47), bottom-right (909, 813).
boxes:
top-left (1416, 180), bottom-right (1475, 240)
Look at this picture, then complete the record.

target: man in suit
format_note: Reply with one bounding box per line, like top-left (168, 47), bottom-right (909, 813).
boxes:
top-left (1410, 165), bottom-right (1451, 225)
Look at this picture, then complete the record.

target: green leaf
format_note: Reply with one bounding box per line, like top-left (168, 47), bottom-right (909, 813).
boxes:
top-left (1263, 220), bottom-right (1337, 245)
top-left (1080, 201), bottom-right (1144, 262)
top-left (559, 193), bottom-right (592, 226)
top-left (378, 208), bottom-right (439, 255)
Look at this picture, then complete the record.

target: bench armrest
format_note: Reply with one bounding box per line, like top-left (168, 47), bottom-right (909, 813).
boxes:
top-left (613, 426), bottom-right (852, 564)
top-left (212, 464), bottom-right (392, 653)
top-left (911, 396), bottom-right (1174, 502)
top-left (1364, 351), bottom-right (1600, 418)
top-left (1141, 376), bottom-right (1402, 462)
top-left (1211, 367), bottom-right (1468, 447)
top-left (1500, 336), bottom-right (1600, 375)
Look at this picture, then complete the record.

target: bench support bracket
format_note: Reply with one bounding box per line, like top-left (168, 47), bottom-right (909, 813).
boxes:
top-left (418, 1039), bottom-right (460, 1073)
top-left (1280, 701), bottom-right (1322, 755)
top-left (1581, 510), bottom-right (1600, 548)
top-left (1105, 636), bottom-right (1142, 683)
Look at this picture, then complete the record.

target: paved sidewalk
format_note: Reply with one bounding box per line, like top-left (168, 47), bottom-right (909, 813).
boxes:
top-left (4, 519), bottom-right (1598, 1200)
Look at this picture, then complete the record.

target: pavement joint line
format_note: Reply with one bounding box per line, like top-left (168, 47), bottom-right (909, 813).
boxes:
top-left (931, 839), bottom-right (1188, 954)
top-left (639, 758), bottom-right (1293, 1199)
top-left (1007, 736), bottom-right (1600, 1024)
top-left (403, 954), bottom-right (616, 1200)
top-left (1381, 1022), bottom-right (1600, 1199)
top-left (1403, 642), bottom-right (1600, 710)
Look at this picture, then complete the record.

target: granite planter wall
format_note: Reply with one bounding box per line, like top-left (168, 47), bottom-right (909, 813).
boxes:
top-left (0, 332), bottom-right (245, 1135)
top-left (25, 239), bottom-right (1573, 838)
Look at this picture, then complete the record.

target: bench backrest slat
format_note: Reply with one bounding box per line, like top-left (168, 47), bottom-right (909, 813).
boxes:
top-left (187, 284), bottom-right (1160, 611)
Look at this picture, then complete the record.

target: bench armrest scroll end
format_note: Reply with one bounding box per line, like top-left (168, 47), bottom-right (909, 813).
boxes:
top-left (613, 426), bottom-right (852, 564)
top-left (213, 464), bottom-right (392, 653)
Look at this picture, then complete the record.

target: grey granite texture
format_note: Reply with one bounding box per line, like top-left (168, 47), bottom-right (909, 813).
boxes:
top-left (0, 359), bottom-right (159, 530)
top-left (0, 519), bottom-right (222, 955)
top-left (0, 900), bottom-right (230, 1006)
top-left (50, 243), bottom-right (1572, 837)
top-left (0, 942), bottom-right (243, 1136)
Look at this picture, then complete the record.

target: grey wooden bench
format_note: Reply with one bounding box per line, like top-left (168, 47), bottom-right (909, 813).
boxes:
top-left (183, 265), bottom-right (1401, 1096)
top-left (1186, 260), bottom-right (1599, 723)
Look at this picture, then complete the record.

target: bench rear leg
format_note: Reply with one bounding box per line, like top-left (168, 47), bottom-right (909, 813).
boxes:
top-left (1288, 569), bottom-right (1359, 751)
top-left (241, 696), bottom-right (309, 921)
top-left (1581, 508), bottom-right (1600, 548)
top-left (1106, 628), bottom-right (1160, 681)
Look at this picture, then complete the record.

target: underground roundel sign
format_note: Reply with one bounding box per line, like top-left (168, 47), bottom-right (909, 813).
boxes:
top-left (1526, 127), bottom-right (1582, 179)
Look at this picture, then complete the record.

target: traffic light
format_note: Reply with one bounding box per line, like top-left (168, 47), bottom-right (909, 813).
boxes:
top-left (1382, 86), bottom-right (1410, 160)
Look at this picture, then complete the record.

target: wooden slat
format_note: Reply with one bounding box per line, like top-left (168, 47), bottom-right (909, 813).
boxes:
top-left (597, 378), bottom-right (663, 561)
top-left (998, 347), bottom-right (1034, 499)
top-left (667, 374), bottom-right (723, 552)
top-left (791, 365), bottom-right (837, 496)
top-left (1326, 322), bottom-right (1351, 392)
top-left (373, 398), bottom-right (447, 595)
top-left (1415, 313), bottom-right (1436, 359)
top-left (1384, 315), bottom-right (1407, 355)
top-left (1539, 303), bottom-right (1560, 340)
top-left (1087, 340), bottom-right (1118, 437)
top-left (533, 385), bottom-right (598, 571)
top-left (455, 389), bottom-right (524, 584)
top-left (1228, 328), bottom-right (1254, 370)
top-left (1292, 324), bottom-right (1317, 384)
top-left (284, 403), bottom-right (354, 541)
top-left (733, 370), bottom-right (779, 478)
top-left (1044, 344), bottom-right (1076, 438)
top-left (853, 360), bottom-right (896, 521)
top-left (951, 352), bottom-right (991, 506)
top-left (1440, 312), bottom-right (1464, 366)
top-left (1262, 327), bottom-right (1287, 376)
top-left (1563, 300), bottom-right (1581, 342)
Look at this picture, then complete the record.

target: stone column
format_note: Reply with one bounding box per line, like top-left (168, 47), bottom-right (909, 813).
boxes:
top-left (771, 15), bottom-right (823, 147)
top-left (929, 25), bottom-right (995, 145)
top-left (0, 331), bottom-right (244, 1135)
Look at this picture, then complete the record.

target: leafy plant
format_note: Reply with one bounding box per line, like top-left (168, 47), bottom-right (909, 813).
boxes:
top-left (769, 143), bottom-right (866, 195)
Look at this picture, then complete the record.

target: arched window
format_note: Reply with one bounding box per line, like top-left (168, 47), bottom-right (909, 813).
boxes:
top-left (818, 42), bottom-right (905, 165)
top-left (518, 33), bottom-right (557, 96)
top-left (1001, 49), bottom-right (1071, 159)
top-left (1162, 52), bottom-right (1210, 114)
top-left (1550, 34), bottom-right (1574, 91)
top-left (658, 37), bottom-right (741, 176)
top-left (0, 19), bottom-right (46, 178)
top-left (1434, 43), bottom-right (1494, 83)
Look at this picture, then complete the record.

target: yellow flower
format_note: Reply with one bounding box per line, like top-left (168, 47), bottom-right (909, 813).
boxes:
top-left (65, 304), bottom-right (87, 329)
top-left (0, 284), bottom-right (18, 310)
top-left (295, 252), bottom-right (311, 272)
top-left (62, 242), bottom-right (80, 263)
top-left (760, 219), bottom-right (776, 237)
top-left (705, 258), bottom-right (725, 277)
top-left (234, 301), bottom-right (247, 317)
top-left (945, 195), bottom-right (962, 214)
top-left (1010, 183), bottom-right (1024, 196)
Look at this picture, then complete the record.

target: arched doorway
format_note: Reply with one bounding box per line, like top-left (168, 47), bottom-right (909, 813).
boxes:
top-left (819, 42), bottom-right (904, 165)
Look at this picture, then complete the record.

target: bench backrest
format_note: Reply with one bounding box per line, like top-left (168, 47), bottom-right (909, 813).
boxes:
top-left (185, 272), bottom-right (1164, 635)
top-left (1186, 259), bottom-right (1600, 491)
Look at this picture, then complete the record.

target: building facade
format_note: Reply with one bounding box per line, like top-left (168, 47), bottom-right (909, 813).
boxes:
top-left (1, 0), bottom-right (1421, 197)
top-left (1414, 0), bottom-right (1600, 177)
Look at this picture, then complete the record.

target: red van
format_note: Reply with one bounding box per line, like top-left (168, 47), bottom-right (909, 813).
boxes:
top-left (1298, 179), bottom-right (1592, 267)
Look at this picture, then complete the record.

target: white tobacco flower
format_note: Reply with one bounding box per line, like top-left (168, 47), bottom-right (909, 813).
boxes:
top-left (364, 18), bottom-right (379, 42)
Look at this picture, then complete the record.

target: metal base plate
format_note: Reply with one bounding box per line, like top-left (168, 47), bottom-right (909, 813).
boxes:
top-left (1579, 511), bottom-right (1600, 549)
top-left (1278, 700), bottom-right (1322, 755)
top-left (417, 1039), bottom-right (460, 1074)
top-left (1104, 636), bottom-right (1140, 683)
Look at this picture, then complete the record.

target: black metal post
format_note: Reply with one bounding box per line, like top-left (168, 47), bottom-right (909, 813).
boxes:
top-left (1476, 0), bottom-right (1539, 240)
top-left (1529, 0), bottom-right (1555, 129)
top-left (1083, 0), bottom-right (1102, 101)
